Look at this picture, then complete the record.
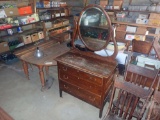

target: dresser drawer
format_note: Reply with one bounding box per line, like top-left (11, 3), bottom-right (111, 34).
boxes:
top-left (60, 80), bottom-right (101, 108)
top-left (58, 63), bottom-right (103, 85)
top-left (59, 70), bottom-right (102, 95)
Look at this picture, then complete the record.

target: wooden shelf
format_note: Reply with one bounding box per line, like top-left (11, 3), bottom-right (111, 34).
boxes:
top-left (0, 28), bottom-right (42, 38)
top-left (105, 9), bottom-right (160, 14)
top-left (40, 15), bottom-right (73, 22)
top-left (0, 21), bottom-right (40, 31)
top-left (0, 13), bottom-right (34, 20)
top-left (37, 7), bottom-right (68, 10)
top-left (112, 20), bottom-right (160, 29)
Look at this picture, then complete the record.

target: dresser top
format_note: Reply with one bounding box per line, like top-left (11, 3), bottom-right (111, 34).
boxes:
top-left (56, 50), bottom-right (117, 77)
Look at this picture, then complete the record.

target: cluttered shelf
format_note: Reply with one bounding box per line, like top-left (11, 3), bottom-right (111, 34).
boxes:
top-left (105, 9), bottom-right (160, 14)
top-left (40, 15), bottom-right (73, 22)
top-left (0, 28), bottom-right (42, 38)
top-left (112, 20), bottom-right (160, 29)
top-left (0, 21), bottom-right (40, 31)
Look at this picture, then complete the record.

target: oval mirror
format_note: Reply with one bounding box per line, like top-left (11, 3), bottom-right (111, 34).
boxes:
top-left (78, 4), bottom-right (112, 51)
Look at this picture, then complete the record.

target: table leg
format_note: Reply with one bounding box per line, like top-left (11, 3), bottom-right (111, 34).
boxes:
top-left (38, 65), bottom-right (45, 91)
top-left (45, 66), bottom-right (49, 77)
top-left (22, 60), bottom-right (29, 80)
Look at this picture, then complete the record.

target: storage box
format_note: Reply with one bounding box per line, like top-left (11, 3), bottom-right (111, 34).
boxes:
top-left (31, 33), bottom-right (39, 42)
top-left (136, 18), bottom-right (148, 24)
top-left (115, 31), bottom-right (126, 39)
top-left (126, 26), bottom-right (137, 33)
top-left (134, 35), bottom-right (146, 41)
top-left (18, 6), bottom-right (32, 15)
top-left (125, 34), bottom-right (135, 40)
top-left (38, 31), bottom-right (44, 39)
top-left (62, 26), bottom-right (71, 32)
top-left (21, 35), bottom-right (32, 44)
top-left (113, 1), bottom-right (123, 10)
top-left (148, 19), bottom-right (160, 26)
top-left (138, 14), bottom-right (149, 19)
top-left (136, 27), bottom-right (147, 35)
top-left (50, 29), bottom-right (63, 36)
top-left (0, 42), bottom-right (9, 53)
top-left (4, 8), bottom-right (19, 17)
top-left (116, 25), bottom-right (127, 31)
top-left (149, 13), bottom-right (160, 19)
top-left (100, 0), bottom-right (108, 8)
top-left (52, 20), bottom-right (63, 28)
top-left (61, 19), bottom-right (69, 26)
top-left (44, 22), bottom-right (52, 29)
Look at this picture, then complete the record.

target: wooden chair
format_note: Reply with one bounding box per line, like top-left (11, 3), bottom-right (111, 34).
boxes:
top-left (146, 74), bottom-right (160, 120)
top-left (112, 64), bottom-right (159, 118)
top-left (103, 78), bottom-right (154, 120)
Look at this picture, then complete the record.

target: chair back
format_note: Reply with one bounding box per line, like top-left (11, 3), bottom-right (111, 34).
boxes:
top-left (124, 64), bottom-right (159, 89)
top-left (132, 39), bottom-right (153, 55)
top-left (104, 78), bottom-right (153, 120)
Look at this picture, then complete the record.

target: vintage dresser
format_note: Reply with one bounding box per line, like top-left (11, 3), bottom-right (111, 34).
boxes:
top-left (56, 4), bottom-right (118, 118)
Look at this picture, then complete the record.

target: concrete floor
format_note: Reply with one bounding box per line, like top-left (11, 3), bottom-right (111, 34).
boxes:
top-left (0, 61), bottom-right (109, 120)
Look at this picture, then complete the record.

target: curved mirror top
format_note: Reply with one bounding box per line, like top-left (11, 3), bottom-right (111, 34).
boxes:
top-left (79, 6), bottom-right (111, 51)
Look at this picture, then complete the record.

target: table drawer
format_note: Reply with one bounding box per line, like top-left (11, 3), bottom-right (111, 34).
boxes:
top-left (59, 70), bottom-right (102, 95)
top-left (58, 63), bottom-right (103, 85)
top-left (60, 80), bottom-right (101, 108)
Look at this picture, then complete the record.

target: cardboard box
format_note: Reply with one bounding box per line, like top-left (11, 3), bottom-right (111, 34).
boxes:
top-left (100, 0), bottom-right (108, 8)
top-left (149, 13), bottom-right (160, 19)
top-left (62, 26), bottom-right (71, 32)
top-left (134, 35), bottom-right (146, 41)
top-left (136, 27), bottom-right (147, 35)
top-left (31, 33), bottom-right (39, 42)
top-left (113, 1), bottom-right (122, 10)
top-left (38, 31), bottom-right (44, 39)
top-left (125, 34), bottom-right (135, 40)
top-left (52, 20), bottom-right (63, 28)
top-left (126, 26), bottom-right (137, 33)
top-left (21, 35), bottom-right (32, 44)
top-left (148, 19), bottom-right (160, 26)
top-left (0, 42), bottom-right (9, 53)
top-left (18, 6), bottom-right (32, 15)
top-left (136, 18), bottom-right (148, 24)
top-left (138, 14), bottom-right (149, 19)
top-left (61, 19), bottom-right (69, 26)
top-left (115, 31), bottom-right (126, 39)
top-left (50, 29), bottom-right (63, 36)
top-left (4, 8), bottom-right (19, 17)
top-left (116, 25), bottom-right (127, 31)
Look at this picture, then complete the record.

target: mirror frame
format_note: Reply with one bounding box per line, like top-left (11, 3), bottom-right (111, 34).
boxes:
top-left (72, 4), bottom-right (118, 59)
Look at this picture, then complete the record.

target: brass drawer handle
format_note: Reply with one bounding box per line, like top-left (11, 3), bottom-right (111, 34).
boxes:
top-left (63, 67), bottom-right (67, 71)
top-left (89, 96), bottom-right (95, 101)
top-left (64, 85), bottom-right (69, 89)
top-left (63, 75), bottom-right (68, 79)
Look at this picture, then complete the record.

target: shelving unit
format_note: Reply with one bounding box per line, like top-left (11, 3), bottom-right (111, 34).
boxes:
top-left (37, 6), bottom-right (72, 40)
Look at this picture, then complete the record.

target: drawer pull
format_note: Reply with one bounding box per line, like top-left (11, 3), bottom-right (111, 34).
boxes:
top-left (63, 67), bottom-right (67, 71)
top-left (89, 96), bottom-right (95, 101)
top-left (77, 87), bottom-right (80, 90)
top-left (89, 86), bottom-right (92, 88)
top-left (64, 85), bottom-right (68, 89)
top-left (63, 75), bottom-right (68, 79)
top-left (77, 77), bottom-right (80, 79)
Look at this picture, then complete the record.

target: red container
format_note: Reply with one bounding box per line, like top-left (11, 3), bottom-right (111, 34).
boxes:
top-left (18, 6), bottom-right (32, 15)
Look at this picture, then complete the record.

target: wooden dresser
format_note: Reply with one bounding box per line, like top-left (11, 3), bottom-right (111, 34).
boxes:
top-left (56, 49), bottom-right (117, 118)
